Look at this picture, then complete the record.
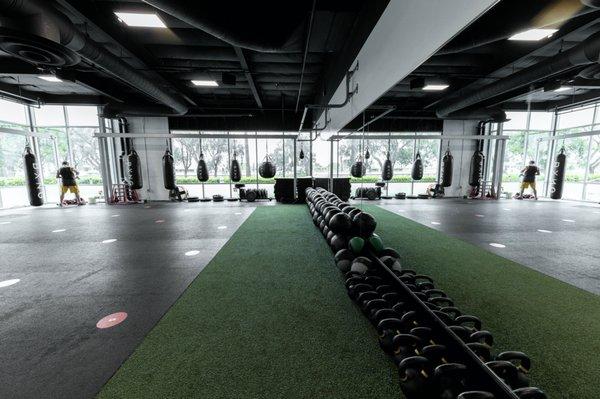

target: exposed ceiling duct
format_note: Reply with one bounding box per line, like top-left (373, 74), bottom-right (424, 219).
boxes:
top-left (582, 0), bottom-right (600, 8)
top-left (0, 0), bottom-right (189, 115)
top-left (436, 31), bottom-right (600, 118)
top-left (142, 0), bottom-right (307, 53)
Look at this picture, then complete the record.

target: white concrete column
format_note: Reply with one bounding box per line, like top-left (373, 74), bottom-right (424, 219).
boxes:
top-left (441, 120), bottom-right (479, 197)
top-left (128, 117), bottom-right (170, 201)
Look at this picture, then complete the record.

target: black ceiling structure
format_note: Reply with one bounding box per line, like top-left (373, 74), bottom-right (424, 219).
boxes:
top-left (1, 0), bottom-right (600, 131)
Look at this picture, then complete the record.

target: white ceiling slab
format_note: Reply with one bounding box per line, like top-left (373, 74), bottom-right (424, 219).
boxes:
top-left (317, 0), bottom-right (499, 136)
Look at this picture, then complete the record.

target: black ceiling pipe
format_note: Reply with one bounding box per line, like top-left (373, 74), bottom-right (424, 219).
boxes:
top-left (436, 31), bottom-right (600, 118)
top-left (440, 108), bottom-right (507, 122)
top-left (143, 0), bottom-right (306, 53)
top-left (0, 0), bottom-right (189, 115)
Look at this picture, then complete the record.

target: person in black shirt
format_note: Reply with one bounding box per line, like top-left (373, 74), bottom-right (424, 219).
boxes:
top-left (519, 160), bottom-right (540, 200)
top-left (56, 161), bottom-right (81, 205)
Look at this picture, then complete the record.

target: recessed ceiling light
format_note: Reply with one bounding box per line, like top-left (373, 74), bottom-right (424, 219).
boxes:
top-left (114, 12), bottom-right (166, 28)
top-left (554, 86), bottom-right (571, 92)
top-left (508, 28), bottom-right (558, 41)
top-left (38, 75), bottom-right (62, 82)
top-left (423, 84), bottom-right (449, 91)
top-left (192, 80), bottom-right (219, 87)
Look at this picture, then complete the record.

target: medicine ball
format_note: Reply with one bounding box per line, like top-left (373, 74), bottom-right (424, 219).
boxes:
top-left (329, 212), bottom-right (352, 235)
top-left (348, 208), bottom-right (362, 220)
top-left (349, 236), bottom-right (365, 254)
top-left (259, 155), bottom-right (276, 178)
top-left (353, 212), bottom-right (377, 238)
top-left (326, 230), bottom-right (335, 244)
top-left (351, 256), bottom-right (372, 274)
top-left (381, 255), bottom-right (402, 272)
top-left (343, 206), bottom-right (357, 215)
top-left (368, 234), bottom-right (385, 253)
top-left (337, 259), bottom-right (352, 273)
top-left (331, 235), bottom-right (347, 252)
top-left (335, 249), bottom-right (355, 263)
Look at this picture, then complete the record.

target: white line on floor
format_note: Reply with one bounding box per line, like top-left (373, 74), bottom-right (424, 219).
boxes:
top-left (562, 219), bottom-right (576, 223)
top-left (537, 229), bottom-right (552, 233)
top-left (475, 214), bottom-right (485, 218)
top-left (0, 279), bottom-right (20, 288)
top-left (0, 221), bottom-right (11, 225)
top-left (102, 238), bottom-right (117, 244)
top-left (430, 221), bottom-right (441, 225)
top-left (52, 229), bottom-right (66, 233)
top-left (489, 243), bottom-right (506, 248)
top-left (218, 226), bottom-right (227, 229)
top-left (185, 250), bottom-right (200, 256)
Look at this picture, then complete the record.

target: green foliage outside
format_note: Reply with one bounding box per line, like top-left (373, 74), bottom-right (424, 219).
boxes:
top-left (0, 174), bottom-right (440, 186)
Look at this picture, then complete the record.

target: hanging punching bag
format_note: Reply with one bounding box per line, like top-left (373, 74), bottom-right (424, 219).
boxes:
top-left (259, 155), bottom-right (277, 178)
top-left (162, 149), bottom-right (177, 190)
top-left (128, 149), bottom-right (143, 189)
top-left (365, 148), bottom-right (370, 160)
top-left (550, 147), bottom-right (567, 200)
top-left (230, 151), bottom-right (241, 182)
top-left (441, 149), bottom-right (453, 187)
top-left (469, 150), bottom-right (485, 187)
top-left (196, 152), bottom-right (209, 182)
top-left (350, 156), bottom-right (366, 178)
top-left (23, 145), bottom-right (43, 206)
top-left (381, 152), bottom-right (393, 181)
top-left (411, 152), bottom-right (423, 180)
top-left (299, 148), bottom-right (305, 160)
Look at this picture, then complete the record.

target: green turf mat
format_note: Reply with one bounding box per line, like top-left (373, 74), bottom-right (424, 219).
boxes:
top-left (98, 206), bottom-right (399, 399)
top-left (366, 205), bottom-right (600, 399)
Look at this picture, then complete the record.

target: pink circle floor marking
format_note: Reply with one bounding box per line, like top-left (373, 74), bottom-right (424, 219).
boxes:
top-left (96, 312), bottom-right (128, 329)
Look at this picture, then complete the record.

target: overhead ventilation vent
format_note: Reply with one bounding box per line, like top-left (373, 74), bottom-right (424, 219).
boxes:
top-left (0, 28), bottom-right (80, 67)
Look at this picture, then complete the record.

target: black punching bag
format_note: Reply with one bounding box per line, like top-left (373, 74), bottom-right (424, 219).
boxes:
top-left (351, 156), bottom-right (366, 178)
top-left (469, 150), bottom-right (484, 187)
top-left (23, 145), bottom-right (43, 206)
top-left (196, 152), bottom-right (209, 182)
top-left (441, 149), bottom-right (453, 187)
top-left (551, 147), bottom-right (567, 200)
top-left (259, 155), bottom-right (276, 178)
top-left (230, 152), bottom-right (241, 182)
top-left (411, 152), bottom-right (423, 180)
top-left (381, 152), bottom-right (393, 181)
top-left (128, 149), bottom-right (143, 190)
top-left (162, 149), bottom-right (177, 190)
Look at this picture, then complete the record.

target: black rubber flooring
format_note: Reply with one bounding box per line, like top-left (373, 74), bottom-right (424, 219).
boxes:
top-left (0, 201), bottom-right (269, 399)
top-left (374, 197), bottom-right (600, 295)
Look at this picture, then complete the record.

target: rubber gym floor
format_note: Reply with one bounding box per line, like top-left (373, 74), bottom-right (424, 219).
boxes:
top-left (1, 199), bottom-right (600, 398)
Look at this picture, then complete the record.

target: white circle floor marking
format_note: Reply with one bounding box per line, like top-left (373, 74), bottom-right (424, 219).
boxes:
top-left (489, 243), bottom-right (506, 248)
top-left (234, 212), bottom-right (242, 215)
top-left (562, 219), bottom-right (575, 223)
top-left (475, 214), bottom-right (485, 218)
top-left (185, 250), bottom-right (200, 256)
top-left (0, 279), bottom-right (20, 288)
top-left (537, 229), bottom-right (552, 233)
top-left (64, 210), bottom-right (72, 213)
top-left (102, 238), bottom-right (117, 244)
top-left (593, 211), bottom-right (600, 214)
top-left (155, 219), bottom-right (165, 223)
top-left (111, 214), bottom-right (119, 218)
top-left (503, 208), bottom-right (511, 211)
top-left (218, 225), bottom-right (227, 229)
top-left (0, 221), bottom-right (11, 225)
top-left (397, 209), bottom-right (406, 213)
top-left (52, 229), bottom-right (66, 233)
top-left (430, 221), bottom-right (441, 225)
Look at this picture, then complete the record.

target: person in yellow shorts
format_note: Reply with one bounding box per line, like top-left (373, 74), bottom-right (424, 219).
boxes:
top-left (518, 160), bottom-right (540, 200)
top-left (56, 161), bottom-right (81, 206)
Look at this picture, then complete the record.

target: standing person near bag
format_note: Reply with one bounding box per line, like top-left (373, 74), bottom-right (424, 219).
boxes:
top-left (56, 161), bottom-right (81, 206)
top-left (518, 160), bottom-right (540, 200)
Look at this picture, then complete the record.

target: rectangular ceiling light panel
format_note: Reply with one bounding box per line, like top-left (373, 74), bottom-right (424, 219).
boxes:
top-left (115, 12), bottom-right (167, 28)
